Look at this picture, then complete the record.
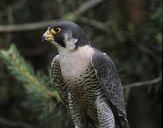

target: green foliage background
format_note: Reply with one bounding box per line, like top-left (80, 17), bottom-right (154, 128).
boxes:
top-left (0, 0), bottom-right (162, 128)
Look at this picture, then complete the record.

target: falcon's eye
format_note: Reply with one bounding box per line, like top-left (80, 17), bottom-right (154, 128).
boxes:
top-left (50, 27), bottom-right (62, 34)
top-left (55, 27), bottom-right (61, 33)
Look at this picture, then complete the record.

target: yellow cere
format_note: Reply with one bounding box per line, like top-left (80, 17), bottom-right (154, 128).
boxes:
top-left (50, 27), bottom-right (56, 34)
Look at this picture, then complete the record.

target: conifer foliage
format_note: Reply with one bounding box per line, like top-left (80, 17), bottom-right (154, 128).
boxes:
top-left (0, 44), bottom-right (61, 114)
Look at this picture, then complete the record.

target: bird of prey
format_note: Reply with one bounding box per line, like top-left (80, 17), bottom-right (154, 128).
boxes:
top-left (42, 21), bottom-right (129, 128)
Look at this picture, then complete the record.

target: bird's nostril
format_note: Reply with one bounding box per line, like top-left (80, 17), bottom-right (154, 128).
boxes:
top-left (41, 36), bottom-right (45, 42)
top-left (42, 34), bottom-right (46, 42)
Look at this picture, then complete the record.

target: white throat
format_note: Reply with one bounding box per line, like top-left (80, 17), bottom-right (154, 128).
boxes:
top-left (59, 32), bottom-right (78, 52)
top-left (59, 45), bottom-right (94, 80)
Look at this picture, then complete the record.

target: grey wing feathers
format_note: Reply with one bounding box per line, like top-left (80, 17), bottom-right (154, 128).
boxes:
top-left (92, 49), bottom-right (129, 128)
top-left (51, 55), bottom-right (68, 104)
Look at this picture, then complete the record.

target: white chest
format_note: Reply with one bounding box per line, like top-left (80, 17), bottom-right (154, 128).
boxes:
top-left (59, 45), bottom-right (93, 80)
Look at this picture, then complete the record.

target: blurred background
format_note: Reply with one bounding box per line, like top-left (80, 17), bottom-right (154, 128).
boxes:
top-left (0, 0), bottom-right (162, 128)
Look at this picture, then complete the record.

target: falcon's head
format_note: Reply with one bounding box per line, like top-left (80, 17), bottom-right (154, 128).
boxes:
top-left (42, 21), bottom-right (90, 51)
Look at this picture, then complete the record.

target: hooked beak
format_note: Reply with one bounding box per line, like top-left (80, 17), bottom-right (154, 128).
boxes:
top-left (42, 29), bottom-right (54, 42)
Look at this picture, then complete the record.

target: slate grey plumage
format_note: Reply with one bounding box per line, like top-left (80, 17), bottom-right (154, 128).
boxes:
top-left (42, 21), bottom-right (129, 128)
top-left (92, 49), bottom-right (129, 128)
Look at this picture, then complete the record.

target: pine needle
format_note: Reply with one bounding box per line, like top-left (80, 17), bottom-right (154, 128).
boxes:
top-left (0, 44), bottom-right (61, 114)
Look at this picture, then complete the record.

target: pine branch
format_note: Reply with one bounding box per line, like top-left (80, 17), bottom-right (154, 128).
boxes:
top-left (0, 44), bottom-right (61, 114)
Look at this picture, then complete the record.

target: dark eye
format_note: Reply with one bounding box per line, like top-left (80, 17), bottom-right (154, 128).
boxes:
top-left (55, 27), bottom-right (61, 33)
top-left (50, 27), bottom-right (61, 34)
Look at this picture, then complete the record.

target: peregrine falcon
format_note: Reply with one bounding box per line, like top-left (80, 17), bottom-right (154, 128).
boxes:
top-left (42, 21), bottom-right (129, 128)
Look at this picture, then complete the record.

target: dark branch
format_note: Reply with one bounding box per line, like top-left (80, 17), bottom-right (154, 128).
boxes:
top-left (0, 20), bottom-right (57, 32)
top-left (0, 116), bottom-right (37, 128)
top-left (0, 0), bottom-right (105, 33)
top-left (79, 17), bottom-right (110, 33)
top-left (123, 76), bottom-right (162, 89)
top-left (75, 0), bottom-right (104, 16)
top-left (0, 0), bottom-right (27, 18)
